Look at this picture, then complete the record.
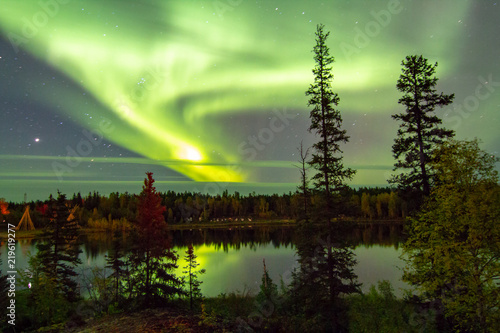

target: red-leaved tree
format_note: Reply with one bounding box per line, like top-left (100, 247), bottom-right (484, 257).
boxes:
top-left (128, 172), bottom-right (183, 306)
top-left (0, 198), bottom-right (9, 216)
top-left (137, 172), bottom-right (167, 252)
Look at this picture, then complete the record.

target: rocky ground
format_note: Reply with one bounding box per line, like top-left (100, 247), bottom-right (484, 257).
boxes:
top-left (65, 307), bottom-right (233, 333)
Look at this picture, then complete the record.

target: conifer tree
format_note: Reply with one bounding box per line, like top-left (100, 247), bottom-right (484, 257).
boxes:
top-left (306, 23), bottom-right (355, 218)
top-left (289, 24), bottom-right (360, 331)
top-left (36, 192), bottom-right (82, 303)
top-left (390, 55), bottom-right (454, 203)
top-left (128, 172), bottom-right (183, 306)
top-left (256, 259), bottom-right (278, 305)
top-left (20, 254), bottom-right (69, 328)
top-left (105, 228), bottom-right (126, 304)
top-left (183, 244), bottom-right (205, 310)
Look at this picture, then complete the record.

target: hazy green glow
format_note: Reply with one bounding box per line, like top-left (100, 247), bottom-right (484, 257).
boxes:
top-left (3, 238), bottom-right (408, 298)
top-left (171, 243), bottom-right (299, 297)
top-left (2, 0), bottom-right (494, 201)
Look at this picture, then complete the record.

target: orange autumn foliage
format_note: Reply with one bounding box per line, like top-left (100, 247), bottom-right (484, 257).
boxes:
top-left (0, 198), bottom-right (10, 215)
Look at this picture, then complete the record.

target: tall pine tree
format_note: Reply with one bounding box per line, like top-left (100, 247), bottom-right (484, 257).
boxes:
top-left (289, 24), bottom-right (360, 332)
top-left (390, 55), bottom-right (454, 204)
top-left (306, 23), bottom-right (355, 219)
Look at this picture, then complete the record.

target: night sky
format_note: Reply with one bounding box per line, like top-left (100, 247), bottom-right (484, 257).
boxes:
top-left (1, 0), bottom-right (499, 202)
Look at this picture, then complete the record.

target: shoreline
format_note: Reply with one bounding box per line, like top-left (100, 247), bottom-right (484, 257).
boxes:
top-left (0, 219), bottom-right (404, 241)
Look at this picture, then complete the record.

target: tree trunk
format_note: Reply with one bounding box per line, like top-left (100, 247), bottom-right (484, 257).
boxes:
top-left (145, 249), bottom-right (150, 304)
top-left (413, 69), bottom-right (430, 197)
top-left (416, 116), bottom-right (430, 196)
top-left (189, 263), bottom-right (193, 310)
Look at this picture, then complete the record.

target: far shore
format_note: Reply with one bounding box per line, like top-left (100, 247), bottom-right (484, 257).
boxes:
top-left (0, 219), bottom-right (403, 241)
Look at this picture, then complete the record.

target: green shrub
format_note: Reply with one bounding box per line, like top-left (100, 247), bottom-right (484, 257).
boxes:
top-left (348, 280), bottom-right (437, 333)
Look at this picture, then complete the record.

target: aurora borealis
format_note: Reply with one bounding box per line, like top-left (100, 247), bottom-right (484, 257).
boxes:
top-left (1, 0), bottom-right (499, 202)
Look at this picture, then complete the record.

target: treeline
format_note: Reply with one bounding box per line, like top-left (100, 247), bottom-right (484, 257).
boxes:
top-left (1, 187), bottom-right (408, 230)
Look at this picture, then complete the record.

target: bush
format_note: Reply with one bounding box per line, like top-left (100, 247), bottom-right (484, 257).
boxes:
top-left (347, 281), bottom-right (434, 333)
top-left (203, 291), bottom-right (254, 323)
top-left (87, 217), bottom-right (132, 231)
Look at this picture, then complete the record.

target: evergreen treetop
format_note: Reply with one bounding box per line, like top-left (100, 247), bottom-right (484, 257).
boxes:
top-left (391, 55), bottom-right (454, 200)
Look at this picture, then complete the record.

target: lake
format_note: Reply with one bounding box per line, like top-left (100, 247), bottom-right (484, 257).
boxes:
top-left (0, 223), bottom-right (409, 297)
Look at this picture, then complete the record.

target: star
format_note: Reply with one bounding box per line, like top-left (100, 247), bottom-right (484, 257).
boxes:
top-left (34, 138), bottom-right (40, 142)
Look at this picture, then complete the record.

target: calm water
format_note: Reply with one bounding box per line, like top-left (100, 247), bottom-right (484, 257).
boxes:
top-left (1, 223), bottom-right (408, 297)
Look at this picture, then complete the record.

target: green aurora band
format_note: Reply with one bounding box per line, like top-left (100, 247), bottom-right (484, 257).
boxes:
top-left (2, 0), bottom-right (499, 201)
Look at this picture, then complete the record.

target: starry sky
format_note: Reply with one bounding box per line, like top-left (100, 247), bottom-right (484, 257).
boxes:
top-left (1, 0), bottom-right (499, 202)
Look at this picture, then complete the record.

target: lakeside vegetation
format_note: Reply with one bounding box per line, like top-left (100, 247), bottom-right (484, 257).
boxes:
top-left (0, 186), bottom-right (406, 235)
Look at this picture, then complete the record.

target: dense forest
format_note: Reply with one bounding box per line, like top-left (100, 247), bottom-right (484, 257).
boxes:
top-left (0, 186), bottom-right (406, 231)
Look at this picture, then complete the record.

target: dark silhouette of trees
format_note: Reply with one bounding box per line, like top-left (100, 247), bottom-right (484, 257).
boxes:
top-left (390, 55), bottom-right (454, 204)
top-left (256, 259), bottom-right (279, 305)
top-left (183, 244), bottom-right (205, 310)
top-left (83, 191), bottom-right (101, 211)
top-left (105, 229), bottom-right (126, 305)
top-left (348, 281), bottom-right (417, 332)
top-left (290, 221), bottom-right (361, 331)
top-left (36, 192), bottom-right (82, 303)
top-left (18, 192), bottom-right (83, 328)
top-left (2, 186), bottom-right (408, 234)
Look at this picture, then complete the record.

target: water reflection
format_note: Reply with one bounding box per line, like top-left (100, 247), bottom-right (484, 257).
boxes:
top-left (1, 223), bottom-right (406, 297)
top-left (351, 223), bottom-right (403, 249)
top-left (79, 222), bottom-right (403, 260)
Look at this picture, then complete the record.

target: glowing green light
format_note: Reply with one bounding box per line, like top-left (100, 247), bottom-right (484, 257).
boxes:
top-left (0, 0), bottom-right (475, 189)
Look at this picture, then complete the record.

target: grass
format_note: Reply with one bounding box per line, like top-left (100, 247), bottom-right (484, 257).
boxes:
top-left (0, 228), bottom-right (43, 241)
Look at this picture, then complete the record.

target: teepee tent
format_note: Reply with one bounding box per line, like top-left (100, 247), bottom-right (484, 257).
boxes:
top-left (68, 205), bottom-right (78, 222)
top-left (16, 206), bottom-right (35, 231)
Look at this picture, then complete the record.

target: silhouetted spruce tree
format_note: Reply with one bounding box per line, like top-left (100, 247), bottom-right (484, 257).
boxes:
top-left (256, 259), bottom-right (278, 305)
top-left (105, 229), bottom-right (126, 304)
top-left (306, 23), bottom-right (355, 219)
top-left (127, 172), bottom-right (183, 307)
top-left (390, 55), bottom-right (454, 204)
top-left (35, 192), bottom-right (82, 303)
top-left (289, 24), bottom-right (360, 332)
top-left (255, 259), bottom-right (281, 330)
top-left (182, 244), bottom-right (205, 310)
